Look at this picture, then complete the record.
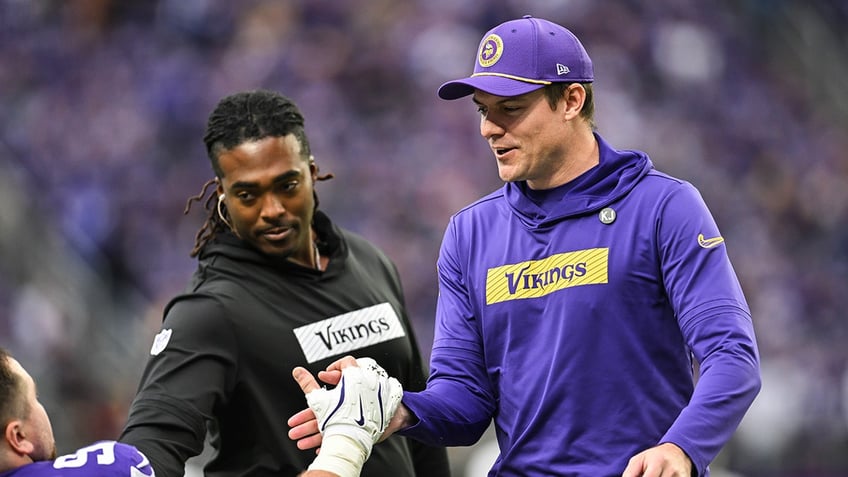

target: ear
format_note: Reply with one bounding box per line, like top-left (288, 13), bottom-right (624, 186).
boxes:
top-left (308, 155), bottom-right (318, 180)
top-left (215, 178), bottom-right (225, 199)
top-left (4, 420), bottom-right (33, 456)
top-left (562, 83), bottom-right (587, 121)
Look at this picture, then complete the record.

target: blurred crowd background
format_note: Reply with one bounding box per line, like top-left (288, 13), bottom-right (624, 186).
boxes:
top-left (1, 0), bottom-right (846, 476)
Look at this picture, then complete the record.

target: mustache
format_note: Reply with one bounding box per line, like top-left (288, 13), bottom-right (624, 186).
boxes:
top-left (256, 221), bottom-right (298, 234)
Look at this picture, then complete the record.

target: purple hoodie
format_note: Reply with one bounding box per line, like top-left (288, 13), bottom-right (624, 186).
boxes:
top-left (401, 134), bottom-right (761, 476)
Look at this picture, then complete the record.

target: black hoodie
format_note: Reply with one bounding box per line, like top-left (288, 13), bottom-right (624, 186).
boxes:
top-left (120, 211), bottom-right (450, 477)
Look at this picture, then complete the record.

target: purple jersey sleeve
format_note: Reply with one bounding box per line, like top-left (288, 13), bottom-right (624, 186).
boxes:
top-left (401, 215), bottom-right (497, 445)
top-left (655, 183), bottom-right (761, 473)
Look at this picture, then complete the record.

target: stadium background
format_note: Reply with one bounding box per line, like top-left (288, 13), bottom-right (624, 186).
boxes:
top-left (1, 1), bottom-right (846, 475)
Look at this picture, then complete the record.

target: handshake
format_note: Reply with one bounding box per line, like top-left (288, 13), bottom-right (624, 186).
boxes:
top-left (289, 356), bottom-right (404, 477)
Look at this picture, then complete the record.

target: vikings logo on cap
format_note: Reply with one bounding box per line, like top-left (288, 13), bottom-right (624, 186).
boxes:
top-left (478, 33), bottom-right (503, 68)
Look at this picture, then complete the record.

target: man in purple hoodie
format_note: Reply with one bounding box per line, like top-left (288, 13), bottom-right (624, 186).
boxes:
top-left (290, 15), bottom-right (761, 477)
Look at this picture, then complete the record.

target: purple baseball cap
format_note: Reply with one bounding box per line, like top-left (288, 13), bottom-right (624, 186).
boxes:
top-left (438, 15), bottom-right (594, 100)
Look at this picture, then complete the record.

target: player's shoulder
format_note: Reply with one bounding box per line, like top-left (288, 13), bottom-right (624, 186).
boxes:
top-left (639, 167), bottom-right (686, 187)
top-left (459, 187), bottom-right (504, 213)
top-left (630, 168), bottom-right (704, 206)
top-left (0, 441), bottom-right (154, 477)
top-left (338, 226), bottom-right (399, 273)
top-left (449, 187), bottom-right (505, 227)
top-left (48, 441), bottom-right (155, 476)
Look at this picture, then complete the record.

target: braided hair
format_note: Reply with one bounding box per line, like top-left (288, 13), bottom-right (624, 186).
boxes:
top-left (185, 90), bottom-right (333, 257)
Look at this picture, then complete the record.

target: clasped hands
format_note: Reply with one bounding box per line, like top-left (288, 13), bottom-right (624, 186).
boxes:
top-left (288, 356), bottom-right (403, 459)
top-left (289, 356), bottom-right (695, 477)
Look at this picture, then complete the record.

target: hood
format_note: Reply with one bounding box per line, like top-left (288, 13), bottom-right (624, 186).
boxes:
top-left (504, 133), bottom-right (652, 228)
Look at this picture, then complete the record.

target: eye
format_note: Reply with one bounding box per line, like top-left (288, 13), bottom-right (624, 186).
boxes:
top-left (476, 105), bottom-right (487, 115)
top-left (279, 180), bottom-right (299, 193)
top-left (235, 191), bottom-right (256, 202)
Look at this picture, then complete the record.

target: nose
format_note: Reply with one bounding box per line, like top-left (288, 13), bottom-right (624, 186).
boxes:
top-left (479, 113), bottom-right (504, 140)
top-left (260, 193), bottom-right (286, 221)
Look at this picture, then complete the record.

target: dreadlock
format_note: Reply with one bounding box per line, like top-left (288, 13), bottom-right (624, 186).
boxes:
top-left (186, 90), bottom-right (333, 257)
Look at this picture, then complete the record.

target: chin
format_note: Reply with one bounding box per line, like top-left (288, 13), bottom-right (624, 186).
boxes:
top-left (246, 238), bottom-right (289, 257)
top-left (496, 166), bottom-right (522, 183)
top-left (261, 245), bottom-right (294, 259)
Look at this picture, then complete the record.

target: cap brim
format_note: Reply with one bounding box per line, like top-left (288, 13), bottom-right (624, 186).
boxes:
top-left (437, 76), bottom-right (546, 100)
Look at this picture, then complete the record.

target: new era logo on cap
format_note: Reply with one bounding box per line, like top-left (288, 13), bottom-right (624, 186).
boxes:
top-left (438, 15), bottom-right (594, 100)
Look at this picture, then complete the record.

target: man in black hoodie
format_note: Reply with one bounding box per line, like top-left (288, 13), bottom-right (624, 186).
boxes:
top-left (119, 89), bottom-right (450, 477)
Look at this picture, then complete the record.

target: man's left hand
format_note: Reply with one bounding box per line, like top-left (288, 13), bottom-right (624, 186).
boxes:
top-left (621, 442), bottom-right (694, 477)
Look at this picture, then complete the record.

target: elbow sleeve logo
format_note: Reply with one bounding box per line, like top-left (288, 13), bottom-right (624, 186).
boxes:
top-left (150, 329), bottom-right (172, 356)
top-left (697, 233), bottom-right (725, 249)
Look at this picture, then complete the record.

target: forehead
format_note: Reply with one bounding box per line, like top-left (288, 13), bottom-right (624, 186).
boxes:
top-left (472, 88), bottom-right (546, 106)
top-left (217, 134), bottom-right (307, 184)
top-left (233, 133), bottom-right (301, 156)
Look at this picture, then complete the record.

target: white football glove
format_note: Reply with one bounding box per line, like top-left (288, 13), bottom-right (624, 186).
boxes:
top-left (306, 358), bottom-right (403, 477)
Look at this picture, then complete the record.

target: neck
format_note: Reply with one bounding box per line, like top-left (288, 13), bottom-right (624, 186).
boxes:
top-left (0, 452), bottom-right (31, 474)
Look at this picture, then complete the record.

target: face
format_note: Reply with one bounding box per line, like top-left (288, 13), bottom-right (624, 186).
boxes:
top-left (473, 88), bottom-right (570, 189)
top-left (216, 134), bottom-right (317, 263)
top-left (7, 358), bottom-right (56, 462)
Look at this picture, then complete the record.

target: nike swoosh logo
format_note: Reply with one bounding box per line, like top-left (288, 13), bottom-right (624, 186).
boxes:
top-left (377, 382), bottom-right (384, 429)
top-left (322, 376), bottom-right (347, 432)
top-left (698, 233), bottom-right (725, 249)
top-left (355, 399), bottom-right (365, 426)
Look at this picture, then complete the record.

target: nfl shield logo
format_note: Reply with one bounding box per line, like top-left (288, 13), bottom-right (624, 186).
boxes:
top-left (150, 328), bottom-right (172, 356)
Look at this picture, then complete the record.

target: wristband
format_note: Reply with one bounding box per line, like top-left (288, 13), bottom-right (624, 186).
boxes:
top-left (306, 434), bottom-right (368, 477)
